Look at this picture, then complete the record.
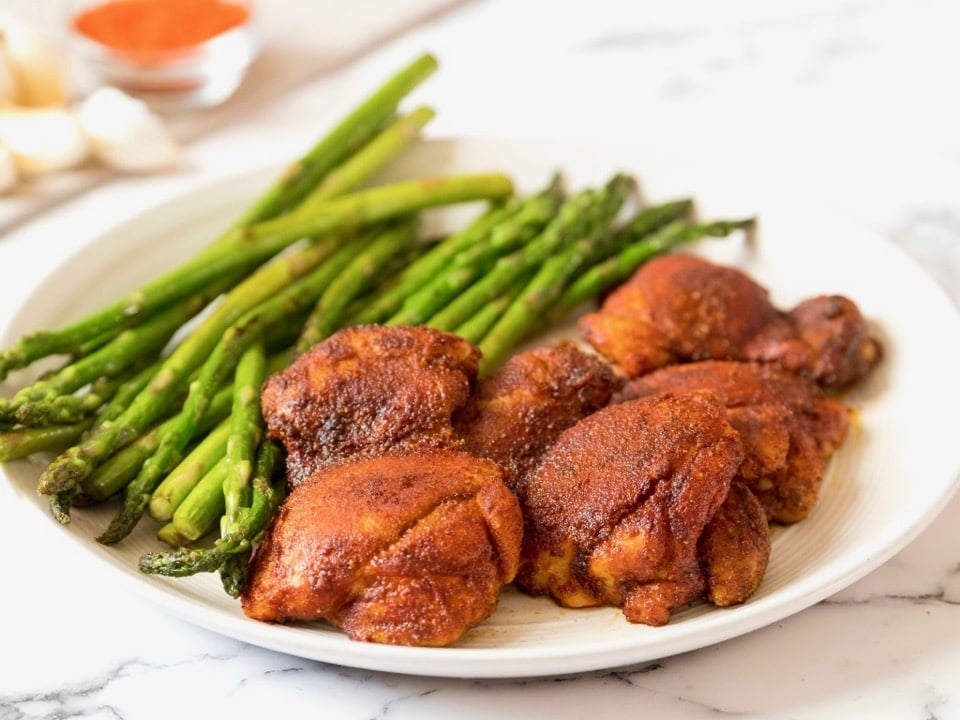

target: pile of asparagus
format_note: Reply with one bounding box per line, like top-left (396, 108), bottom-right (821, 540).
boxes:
top-left (0, 52), bottom-right (753, 597)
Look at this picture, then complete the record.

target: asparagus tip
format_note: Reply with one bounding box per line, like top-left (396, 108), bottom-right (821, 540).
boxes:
top-left (37, 456), bottom-right (90, 495)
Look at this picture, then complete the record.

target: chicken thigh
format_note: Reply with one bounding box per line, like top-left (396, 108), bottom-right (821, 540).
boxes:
top-left (515, 390), bottom-right (744, 626)
top-left (241, 451), bottom-right (522, 647)
top-left (579, 253), bottom-right (881, 388)
top-left (454, 342), bottom-right (620, 490)
top-left (260, 324), bottom-right (480, 486)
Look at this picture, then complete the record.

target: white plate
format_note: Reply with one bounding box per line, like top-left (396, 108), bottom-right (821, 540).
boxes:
top-left (2, 137), bottom-right (960, 679)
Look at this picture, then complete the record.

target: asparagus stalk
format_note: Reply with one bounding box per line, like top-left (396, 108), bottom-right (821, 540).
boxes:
top-left (3, 290), bottom-right (221, 429)
top-left (215, 53), bottom-right (439, 235)
top-left (347, 202), bottom-right (515, 326)
top-left (220, 342), bottom-right (267, 540)
top-left (148, 419), bottom-right (231, 523)
top-left (89, 362), bottom-right (162, 432)
top-left (0, 172), bottom-right (511, 382)
top-left (140, 440), bottom-right (286, 595)
top-left (169, 457), bottom-right (229, 543)
top-left (426, 174), bottom-right (634, 332)
top-left (147, 349), bottom-right (293, 522)
top-left (385, 176), bottom-right (564, 327)
top-left (296, 107), bottom-right (436, 213)
top-left (454, 275), bottom-right (529, 344)
top-left (297, 220), bottom-right (419, 351)
top-left (80, 384), bottom-right (234, 503)
top-left (0, 420), bottom-right (92, 461)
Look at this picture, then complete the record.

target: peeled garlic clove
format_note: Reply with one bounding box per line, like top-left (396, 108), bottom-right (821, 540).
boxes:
top-left (0, 12), bottom-right (68, 107)
top-left (0, 141), bottom-right (18, 193)
top-left (0, 39), bottom-right (19, 107)
top-left (0, 107), bottom-right (89, 175)
top-left (77, 87), bottom-right (181, 173)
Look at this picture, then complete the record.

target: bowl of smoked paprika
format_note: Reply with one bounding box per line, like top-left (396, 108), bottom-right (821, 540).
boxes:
top-left (69, 0), bottom-right (259, 111)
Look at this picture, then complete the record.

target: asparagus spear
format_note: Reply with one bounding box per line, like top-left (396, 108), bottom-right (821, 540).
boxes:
top-left (5, 371), bottom-right (119, 428)
top-left (220, 342), bottom-right (267, 541)
top-left (0, 420), bottom-right (92, 462)
top-left (80, 384), bottom-right (234, 503)
top-left (0, 172), bottom-right (511, 382)
top-left (214, 53), bottom-right (439, 235)
top-left (169, 457), bottom-right (229, 543)
top-left (140, 440), bottom-right (286, 595)
top-left (295, 107), bottom-right (436, 213)
top-left (89, 361), bottom-right (162, 432)
top-left (454, 275), bottom-right (529, 344)
top-left (2, 290), bottom-right (222, 429)
top-left (147, 350), bottom-right (293, 522)
top-left (347, 201), bottom-right (515, 326)
top-left (426, 174), bottom-right (634, 332)
top-left (297, 220), bottom-right (419, 351)
top-left (148, 419), bottom-right (231, 523)
top-left (385, 175), bottom-right (564, 327)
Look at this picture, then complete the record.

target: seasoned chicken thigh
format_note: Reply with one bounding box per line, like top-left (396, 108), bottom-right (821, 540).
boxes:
top-left (260, 325), bottom-right (480, 486)
top-left (454, 342), bottom-right (620, 490)
top-left (579, 253), bottom-right (881, 388)
top-left (241, 451), bottom-right (522, 647)
top-left (515, 390), bottom-right (744, 626)
top-left (617, 360), bottom-right (849, 523)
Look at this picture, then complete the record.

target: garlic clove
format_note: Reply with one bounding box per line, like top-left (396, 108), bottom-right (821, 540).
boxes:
top-left (0, 140), bottom-right (18, 193)
top-left (0, 12), bottom-right (68, 108)
top-left (0, 107), bottom-right (89, 175)
top-left (0, 37), bottom-right (19, 107)
top-left (76, 87), bottom-right (181, 173)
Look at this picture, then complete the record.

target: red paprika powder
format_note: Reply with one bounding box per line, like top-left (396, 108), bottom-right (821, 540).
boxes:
top-left (73, 0), bottom-right (250, 54)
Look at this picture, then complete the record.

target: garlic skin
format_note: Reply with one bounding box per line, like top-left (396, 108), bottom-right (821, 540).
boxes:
top-left (0, 141), bottom-right (18, 193)
top-left (0, 12), bottom-right (68, 107)
top-left (0, 107), bottom-right (88, 175)
top-left (77, 87), bottom-right (181, 173)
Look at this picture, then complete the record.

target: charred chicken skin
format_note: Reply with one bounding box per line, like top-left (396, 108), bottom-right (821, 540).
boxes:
top-left (241, 451), bottom-right (523, 647)
top-left (578, 253), bottom-right (881, 388)
top-left (454, 342), bottom-right (621, 490)
top-left (617, 360), bottom-right (849, 523)
top-left (515, 390), bottom-right (744, 626)
top-left (260, 325), bottom-right (480, 486)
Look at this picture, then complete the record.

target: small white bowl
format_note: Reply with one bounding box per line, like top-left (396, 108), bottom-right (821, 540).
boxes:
top-left (68, 0), bottom-right (260, 112)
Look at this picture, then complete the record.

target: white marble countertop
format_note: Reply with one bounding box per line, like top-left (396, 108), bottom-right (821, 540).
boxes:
top-left (2, 1), bottom-right (960, 717)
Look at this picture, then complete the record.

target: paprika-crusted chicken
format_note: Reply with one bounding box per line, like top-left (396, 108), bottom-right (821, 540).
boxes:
top-left (579, 253), bottom-right (882, 389)
top-left (617, 360), bottom-right (850, 523)
top-left (260, 324), bottom-right (480, 486)
top-left (515, 390), bottom-right (744, 626)
top-left (454, 342), bottom-right (621, 491)
top-left (241, 451), bottom-right (522, 647)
